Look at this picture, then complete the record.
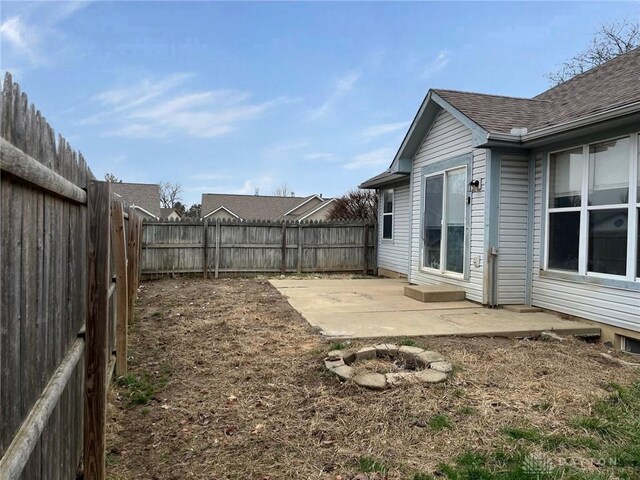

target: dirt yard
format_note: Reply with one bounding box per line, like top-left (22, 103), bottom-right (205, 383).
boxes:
top-left (106, 278), bottom-right (639, 480)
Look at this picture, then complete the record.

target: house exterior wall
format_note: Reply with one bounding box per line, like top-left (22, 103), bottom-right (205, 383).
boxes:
top-left (167, 211), bottom-right (181, 220)
top-left (531, 155), bottom-right (640, 333)
top-left (377, 183), bottom-right (410, 275)
top-left (497, 155), bottom-right (529, 304)
top-left (409, 109), bottom-right (486, 303)
top-left (207, 209), bottom-right (238, 221)
top-left (301, 204), bottom-right (332, 222)
top-left (286, 197), bottom-right (323, 217)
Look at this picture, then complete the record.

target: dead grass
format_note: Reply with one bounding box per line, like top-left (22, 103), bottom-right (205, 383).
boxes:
top-left (106, 278), bottom-right (639, 480)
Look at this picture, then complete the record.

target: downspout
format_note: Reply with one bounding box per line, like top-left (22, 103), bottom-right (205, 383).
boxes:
top-left (407, 164), bottom-right (414, 283)
top-left (484, 149), bottom-right (501, 307)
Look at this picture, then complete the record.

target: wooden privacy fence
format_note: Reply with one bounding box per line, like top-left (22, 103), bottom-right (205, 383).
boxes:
top-left (141, 219), bottom-right (377, 278)
top-left (0, 73), bottom-right (141, 480)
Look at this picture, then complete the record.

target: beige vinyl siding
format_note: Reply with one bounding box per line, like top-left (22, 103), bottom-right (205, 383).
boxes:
top-left (207, 208), bottom-right (239, 220)
top-left (377, 183), bottom-right (410, 275)
top-left (531, 157), bottom-right (640, 332)
top-left (409, 110), bottom-right (486, 303)
top-left (286, 196), bottom-right (323, 216)
top-left (301, 203), bottom-right (332, 221)
top-left (497, 155), bottom-right (529, 304)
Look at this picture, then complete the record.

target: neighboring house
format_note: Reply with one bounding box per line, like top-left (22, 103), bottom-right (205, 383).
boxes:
top-left (360, 48), bottom-right (640, 349)
top-left (111, 182), bottom-right (161, 220)
top-left (201, 193), bottom-right (335, 221)
top-left (160, 207), bottom-right (183, 220)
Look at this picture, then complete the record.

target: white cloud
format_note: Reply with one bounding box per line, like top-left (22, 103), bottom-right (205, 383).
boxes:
top-left (308, 71), bottom-right (359, 120)
top-left (188, 173), bottom-right (232, 181)
top-left (343, 148), bottom-right (395, 170)
top-left (1, 1), bottom-right (91, 68)
top-left (88, 73), bottom-right (285, 139)
top-left (189, 175), bottom-right (275, 196)
top-left (234, 175), bottom-right (275, 195)
top-left (0, 17), bottom-right (38, 63)
top-left (360, 122), bottom-right (408, 140)
top-left (303, 152), bottom-right (335, 161)
top-left (264, 140), bottom-right (310, 160)
top-left (421, 51), bottom-right (450, 79)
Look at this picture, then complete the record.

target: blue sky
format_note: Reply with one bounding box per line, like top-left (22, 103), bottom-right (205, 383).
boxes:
top-left (2, 1), bottom-right (639, 206)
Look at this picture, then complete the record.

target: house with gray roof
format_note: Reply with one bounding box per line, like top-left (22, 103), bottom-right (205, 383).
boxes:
top-left (360, 47), bottom-right (640, 351)
top-left (111, 182), bottom-right (161, 220)
top-left (201, 193), bottom-right (335, 222)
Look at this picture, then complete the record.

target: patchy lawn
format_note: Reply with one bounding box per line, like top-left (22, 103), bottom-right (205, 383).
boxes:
top-left (106, 278), bottom-right (639, 480)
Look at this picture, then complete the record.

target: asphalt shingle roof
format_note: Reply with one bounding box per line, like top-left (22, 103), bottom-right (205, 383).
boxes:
top-left (433, 47), bottom-right (640, 134)
top-left (201, 193), bottom-right (321, 220)
top-left (111, 182), bottom-right (161, 218)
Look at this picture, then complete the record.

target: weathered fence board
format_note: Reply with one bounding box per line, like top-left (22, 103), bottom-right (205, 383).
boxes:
top-left (141, 219), bottom-right (377, 277)
top-left (1, 73), bottom-right (139, 480)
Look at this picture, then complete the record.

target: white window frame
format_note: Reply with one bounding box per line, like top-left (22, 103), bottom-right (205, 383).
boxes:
top-left (420, 166), bottom-right (467, 278)
top-left (381, 189), bottom-right (394, 241)
top-left (544, 132), bottom-right (640, 282)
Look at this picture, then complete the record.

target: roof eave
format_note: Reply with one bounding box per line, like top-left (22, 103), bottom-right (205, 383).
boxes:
top-left (359, 172), bottom-right (410, 190)
top-left (478, 100), bottom-right (640, 148)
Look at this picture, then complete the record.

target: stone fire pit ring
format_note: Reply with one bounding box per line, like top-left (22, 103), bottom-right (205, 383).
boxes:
top-left (324, 343), bottom-right (452, 390)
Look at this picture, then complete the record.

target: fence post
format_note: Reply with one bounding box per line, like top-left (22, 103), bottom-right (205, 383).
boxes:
top-left (214, 219), bottom-right (220, 279)
top-left (362, 224), bottom-right (369, 275)
top-left (203, 219), bottom-right (208, 278)
top-left (111, 200), bottom-right (128, 376)
top-left (297, 224), bottom-right (302, 273)
top-left (126, 213), bottom-right (137, 323)
top-left (84, 180), bottom-right (110, 480)
top-left (136, 215), bottom-right (142, 289)
top-left (281, 222), bottom-right (287, 274)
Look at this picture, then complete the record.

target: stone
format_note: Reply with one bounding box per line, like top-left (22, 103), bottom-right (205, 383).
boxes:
top-left (324, 357), bottom-right (345, 370)
top-left (429, 361), bottom-right (453, 373)
top-left (353, 373), bottom-right (387, 390)
top-left (398, 345), bottom-right (425, 355)
top-left (327, 350), bottom-right (344, 360)
top-left (385, 372), bottom-right (415, 386)
top-left (330, 365), bottom-right (354, 381)
top-left (355, 346), bottom-right (377, 361)
top-left (415, 351), bottom-right (445, 367)
top-left (374, 343), bottom-right (399, 356)
top-left (341, 351), bottom-right (357, 364)
top-left (414, 369), bottom-right (447, 384)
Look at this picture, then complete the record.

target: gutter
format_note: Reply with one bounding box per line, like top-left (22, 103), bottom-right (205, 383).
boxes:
top-left (483, 100), bottom-right (640, 146)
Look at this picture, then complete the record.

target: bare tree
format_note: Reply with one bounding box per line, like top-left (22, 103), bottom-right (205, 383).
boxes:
top-left (159, 181), bottom-right (183, 208)
top-left (547, 19), bottom-right (639, 85)
top-left (272, 183), bottom-right (294, 197)
top-left (104, 172), bottom-right (122, 183)
top-left (327, 189), bottom-right (378, 222)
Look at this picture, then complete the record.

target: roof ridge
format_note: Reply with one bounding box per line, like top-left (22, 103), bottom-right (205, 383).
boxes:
top-left (202, 192), bottom-right (311, 199)
top-left (433, 88), bottom-right (550, 103)
top-left (534, 46), bottom-right (640, 99)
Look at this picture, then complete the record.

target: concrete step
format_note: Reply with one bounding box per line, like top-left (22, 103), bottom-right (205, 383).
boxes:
top-left (404, 284), bottom-right (466, 303)
top-left (503, 305), bottom-right (543, 313)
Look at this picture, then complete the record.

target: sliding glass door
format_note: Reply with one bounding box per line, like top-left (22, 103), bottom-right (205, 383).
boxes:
top-left (423, 168), bottom-right (466, 274)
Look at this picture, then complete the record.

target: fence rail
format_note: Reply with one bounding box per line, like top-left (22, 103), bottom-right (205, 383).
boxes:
top-left (0, 73), bottom-right (140, 480)
top-left (141, 219), bottom-right (377, 278)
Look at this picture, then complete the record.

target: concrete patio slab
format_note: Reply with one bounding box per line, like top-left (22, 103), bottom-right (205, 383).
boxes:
top-left (270, 278), bottom-right (601, 339)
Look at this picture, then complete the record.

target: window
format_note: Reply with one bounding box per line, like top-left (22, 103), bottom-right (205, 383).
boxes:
top-left (548, 148), bottom-right (583, 271)
top-left (423, 167), bottom-right (466, 274)
top-left (546, 134), bottom-right (640, 281)
top-left (622, 336), bottom-right (640, 355)
top-left (382, 189), bottom-right (393, 240)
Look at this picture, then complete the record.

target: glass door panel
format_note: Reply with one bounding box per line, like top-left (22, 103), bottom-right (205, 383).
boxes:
top-left (445, 169), bottom-right (466, 273)
top-left (423, 175), bottom-right (443, 269)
